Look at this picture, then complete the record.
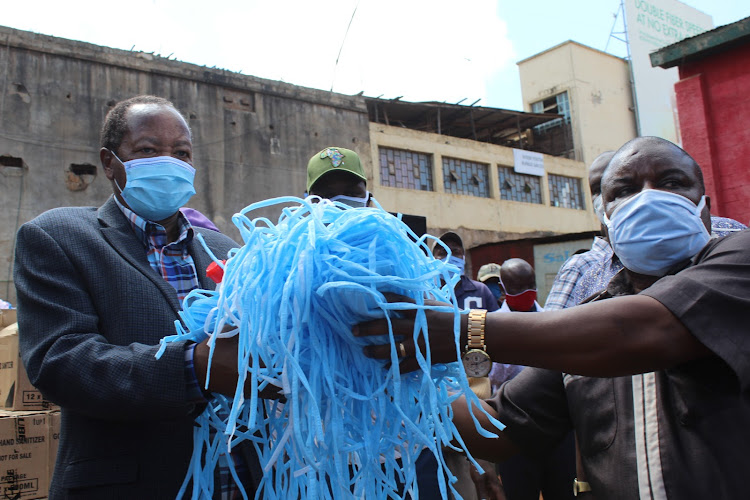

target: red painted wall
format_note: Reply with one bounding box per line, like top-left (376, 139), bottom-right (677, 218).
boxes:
top-left (675, 43), bottom-right (750, 225)
top-left (468, 241), bottom-right (534, 280)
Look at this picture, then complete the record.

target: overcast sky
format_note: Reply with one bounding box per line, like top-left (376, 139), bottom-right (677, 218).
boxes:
top-left (3, 0), bottom-right (750, 110)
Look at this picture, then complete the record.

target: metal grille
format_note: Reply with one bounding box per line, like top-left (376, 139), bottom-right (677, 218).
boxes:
top-left (379, 147), bottom-right (433, 191)
top-left (548, 173), bottom-right (585, 210)
top-left (442, 157), bottom-right (490, 198)
top-left (531, 91), bottom-right (570, 133)
top-left (498, 167), bottom-right (542, 204)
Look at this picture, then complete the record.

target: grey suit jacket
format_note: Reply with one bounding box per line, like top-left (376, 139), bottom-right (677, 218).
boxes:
top-left (14, 197), bottom-right (243, 499)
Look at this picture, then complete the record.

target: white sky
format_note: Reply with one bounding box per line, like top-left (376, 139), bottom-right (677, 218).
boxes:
top-left (3, 0), bottom-right (750, 110)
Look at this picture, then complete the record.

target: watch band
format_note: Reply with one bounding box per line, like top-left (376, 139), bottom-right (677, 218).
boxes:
top-left (466, 309), bottom-right (488, 351)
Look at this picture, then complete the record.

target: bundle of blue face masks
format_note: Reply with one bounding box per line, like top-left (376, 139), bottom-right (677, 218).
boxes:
top-left (157, 196), bottom-right (504, 499)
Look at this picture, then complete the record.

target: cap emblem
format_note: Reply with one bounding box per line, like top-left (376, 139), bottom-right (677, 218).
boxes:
top-left (321, 148), bottom-right (345, 168)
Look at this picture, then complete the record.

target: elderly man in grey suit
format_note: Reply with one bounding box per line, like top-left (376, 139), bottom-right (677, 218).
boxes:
top-left (14, 95), bottom-right (259, 499)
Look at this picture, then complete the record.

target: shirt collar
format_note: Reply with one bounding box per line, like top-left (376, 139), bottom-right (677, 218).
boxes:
top-left (591, 236), bottom-right (610, 253)
top-left (113, 196), bottom-right (193, 248)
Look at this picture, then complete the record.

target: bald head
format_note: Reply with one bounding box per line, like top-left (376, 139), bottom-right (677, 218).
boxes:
top-left (500, 258), bottom-right (536, 295)
top-left (589, 151), bottom-right (615, 197)
top-left (600, 136), bottom-right (709, 231)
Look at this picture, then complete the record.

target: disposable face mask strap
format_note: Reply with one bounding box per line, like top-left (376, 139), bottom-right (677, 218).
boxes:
top-left (157, 196), bottom-right (505, 498)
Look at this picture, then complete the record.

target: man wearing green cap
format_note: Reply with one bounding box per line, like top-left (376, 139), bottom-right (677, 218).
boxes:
top-left (306, 146), bottom-right (451, 497)
top-left (307, 147), bottom-right (371, 207)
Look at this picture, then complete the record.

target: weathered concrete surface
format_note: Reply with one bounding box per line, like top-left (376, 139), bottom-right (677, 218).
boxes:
top-left (0, 26), bottom-right (370, 303)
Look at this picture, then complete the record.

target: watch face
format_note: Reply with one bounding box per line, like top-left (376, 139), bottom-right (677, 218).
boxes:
top-left (462, 349), bottom-right (492, 378)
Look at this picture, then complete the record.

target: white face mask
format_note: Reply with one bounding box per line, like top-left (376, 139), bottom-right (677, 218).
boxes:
top-left (592, 194), bottom-right (606, 225)
top-left (604, 189), bottom-right (710, 276)
top-left (330, 191), bottom-right (370, 208)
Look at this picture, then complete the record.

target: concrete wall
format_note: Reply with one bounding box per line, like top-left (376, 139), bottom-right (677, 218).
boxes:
top-left (369, 123), bottom-right (599, 275)
top-left (0, 26), bottom-right (371, 304)
top-left (675, 44), bottom-right (750, 225)
top-left (518, 41), bottom-right (638, 166)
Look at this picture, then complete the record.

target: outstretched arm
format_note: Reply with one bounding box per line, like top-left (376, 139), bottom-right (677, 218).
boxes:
top-left (357, 294), bottom-right (710, 377)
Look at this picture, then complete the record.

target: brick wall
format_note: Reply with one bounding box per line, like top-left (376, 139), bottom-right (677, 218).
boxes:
top-left (676, 44), bottom-right (750, 226)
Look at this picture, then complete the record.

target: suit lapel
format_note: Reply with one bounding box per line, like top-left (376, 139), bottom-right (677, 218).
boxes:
top-left (97, 197), bottom-right (182, 315)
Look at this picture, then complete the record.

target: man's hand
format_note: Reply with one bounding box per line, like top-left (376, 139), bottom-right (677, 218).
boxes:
top-left (470, 459), bottom-right (506, 500)
top-left (353, 294), bottom-right (468, 373)
top-left (193, 335), bottom-right (283, 399)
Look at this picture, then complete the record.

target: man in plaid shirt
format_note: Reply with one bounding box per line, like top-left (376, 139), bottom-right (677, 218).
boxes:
top-left (545, 152), bottom-right (614, 311)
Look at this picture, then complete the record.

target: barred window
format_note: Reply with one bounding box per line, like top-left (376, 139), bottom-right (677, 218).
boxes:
top-left (442, 157), bottom-right (489, 198)
top-left (498, 166), bottom-right (542, 204)
top-left (379, 147), bottom-right (433, 191)
top-left (548, 173), bottom-right (585, 210)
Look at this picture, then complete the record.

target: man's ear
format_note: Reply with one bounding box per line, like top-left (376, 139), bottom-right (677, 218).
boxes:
top-left (101, 148), bottom-right (116, 180)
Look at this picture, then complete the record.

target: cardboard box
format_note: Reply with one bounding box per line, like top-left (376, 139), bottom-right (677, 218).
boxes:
top-left (0, 323), bottom-right (57, 412)
top-left (47, 411), bottom-right (60, 488)
top-left (0, 310), bottom-right (15, 330)
top-left (0, 409), bottom-right (57, 499)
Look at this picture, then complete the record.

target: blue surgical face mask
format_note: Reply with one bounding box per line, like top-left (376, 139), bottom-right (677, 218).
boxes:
top-left (330, 191), bottom-right (370, 208)
top-left (604, 189), bottom-right (710, 277)
top-left (486, 282), bottom-right (503, 300)
top-left (112, 152), bottom-right (196, 222)
top-left (442, 255), bottom-right (465, 278)
top-left (592, 194), bottom-right (606, 225)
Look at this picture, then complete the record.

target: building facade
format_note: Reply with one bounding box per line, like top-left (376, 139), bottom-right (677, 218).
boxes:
top-left (0, 26), bottom-right (597, 305)
top-left (518, 41), bottom-right (638, 166)
top-left (651, 16), bottom-right (750, 226)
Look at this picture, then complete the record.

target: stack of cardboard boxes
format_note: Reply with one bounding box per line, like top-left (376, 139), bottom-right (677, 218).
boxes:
top-left (0, 309), bottom-right (59, 499)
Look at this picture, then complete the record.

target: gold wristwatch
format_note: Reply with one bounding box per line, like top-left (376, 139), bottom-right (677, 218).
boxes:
top-left (461, 309), bottom-right (491, 377)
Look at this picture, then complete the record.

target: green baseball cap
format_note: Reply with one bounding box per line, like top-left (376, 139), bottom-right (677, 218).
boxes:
top-left (307, 147), bottom-right (366, 192)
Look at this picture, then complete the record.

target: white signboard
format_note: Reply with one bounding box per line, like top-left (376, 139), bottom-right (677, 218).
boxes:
top-left (513, 149), bottom-right (545, 177)
top-left (625, 0), bottom-right (713, 143)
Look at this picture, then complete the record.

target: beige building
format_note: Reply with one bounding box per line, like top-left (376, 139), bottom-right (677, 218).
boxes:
top-left (518, 41), bottom-right (638, 166)
top-left (369, 123), bottom-right (596, 250)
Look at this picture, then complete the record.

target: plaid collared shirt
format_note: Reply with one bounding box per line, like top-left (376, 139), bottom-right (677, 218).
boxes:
top-left (544, 237), bottom-right (610, 310)
top-left (568, 216), bottom-right (747, 307)
top-left (114, 197), bottom-right (199, 304)
top-left (115, 198), bottom-right (252, 499)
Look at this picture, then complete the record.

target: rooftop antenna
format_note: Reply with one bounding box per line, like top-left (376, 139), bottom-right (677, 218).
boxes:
top-left (605, 0), bottom-right (628, 56)
top-left (331, 0), bottom-right (362, 92)
top-left (606, 0), bottom-right (641, 136)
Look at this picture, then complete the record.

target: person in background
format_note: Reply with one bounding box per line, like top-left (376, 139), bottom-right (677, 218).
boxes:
top-left (307, 145), bottom-right (451, 499)
top-left (307, 146), bottom-right (371, 207)
top-left (432, 231), bottom-right (501, 499)
top-left (477, 263), bottom-right (504, 308)
top-left (544, 151), bottom-right (614, 311)
top-left (490, 259), bottom-right (575, 500)
top-left (14, 95), bottom-right (261, 499)
top-left (432, 232), bottom-right (499, 313)
top-left (497, 259), bottom-right (542, 313)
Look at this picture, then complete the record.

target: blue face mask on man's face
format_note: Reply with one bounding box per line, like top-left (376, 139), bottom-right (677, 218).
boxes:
top-left (330, 191), bottom-right (370, 208)
top-left (486, 282), bottom-right (503, 300)
top-left (112, 152), bottom-right (196, 222)
top-left (604, 189), bottom-right (710, 277)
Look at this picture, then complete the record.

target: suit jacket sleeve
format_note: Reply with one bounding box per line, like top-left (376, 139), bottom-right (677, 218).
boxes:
top-left (14, 206), bottom-right (238, 421)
